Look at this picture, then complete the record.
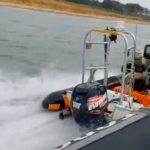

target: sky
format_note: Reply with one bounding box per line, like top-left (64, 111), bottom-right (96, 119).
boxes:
top-left (99, 0), bottom-right (150, 9)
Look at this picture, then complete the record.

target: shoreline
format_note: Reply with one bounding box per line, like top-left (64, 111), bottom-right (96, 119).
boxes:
top-left (0, 2), bottom-right (150, 25)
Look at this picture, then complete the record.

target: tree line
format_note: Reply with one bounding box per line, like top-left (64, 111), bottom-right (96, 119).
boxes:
top-left (65, 0), bottom-right (149, 16)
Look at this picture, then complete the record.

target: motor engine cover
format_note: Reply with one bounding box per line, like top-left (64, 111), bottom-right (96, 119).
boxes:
top-left (71, 82), bottom-right (107, 126)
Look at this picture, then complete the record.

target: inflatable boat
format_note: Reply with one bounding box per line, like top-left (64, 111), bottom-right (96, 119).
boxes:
top-left (42, 25), bottom-right (150, 150)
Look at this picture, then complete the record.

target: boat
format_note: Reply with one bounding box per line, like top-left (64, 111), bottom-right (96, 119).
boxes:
top-left (42, 23), bottom-right (150, 150)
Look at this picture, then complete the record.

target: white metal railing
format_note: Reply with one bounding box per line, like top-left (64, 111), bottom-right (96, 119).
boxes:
top-left (82, 28), bottom-right (136, 106)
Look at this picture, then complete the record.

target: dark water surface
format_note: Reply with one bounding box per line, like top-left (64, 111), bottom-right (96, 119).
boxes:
top-left (0, 6), bottom-right (150, 77)
top-left (0, 6), bottom-right (150, 150)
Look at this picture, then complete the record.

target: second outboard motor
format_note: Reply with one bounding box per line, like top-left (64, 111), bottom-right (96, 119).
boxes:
top-left (71, 82), bottom-right (108, 127)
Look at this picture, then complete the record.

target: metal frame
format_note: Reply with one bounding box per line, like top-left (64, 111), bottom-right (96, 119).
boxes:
top-left (81, 29), bottom-right (136, 106)
top-left (82, 30), bottom-right (111, 88)
top-left (120, 31), bottom-right (136, 105)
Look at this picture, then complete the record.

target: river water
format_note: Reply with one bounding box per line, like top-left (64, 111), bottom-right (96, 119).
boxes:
top-left (0, 6), bottom-right (150, 150)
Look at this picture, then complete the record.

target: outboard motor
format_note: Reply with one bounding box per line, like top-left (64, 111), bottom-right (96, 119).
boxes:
top-left (71, 82), bottom-right (108, 127)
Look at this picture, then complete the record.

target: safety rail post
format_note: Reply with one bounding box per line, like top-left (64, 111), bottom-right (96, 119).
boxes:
top-left (82, 29), bottom-right (113, 88)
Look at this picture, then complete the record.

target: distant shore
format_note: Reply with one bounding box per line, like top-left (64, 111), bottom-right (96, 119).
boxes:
top-left (0, 1), bottom-right (150, 25)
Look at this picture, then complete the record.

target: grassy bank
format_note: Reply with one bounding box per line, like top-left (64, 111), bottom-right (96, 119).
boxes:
top-left (0, 0), bottom-right (149, 24)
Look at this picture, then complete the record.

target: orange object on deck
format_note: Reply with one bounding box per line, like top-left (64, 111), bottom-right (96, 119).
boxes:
top-left (132, 91), bottom-right (150, 107)
top-left (113, 86), bottom-right (150, 107)
top-left (113, 86), bottom-right (130, 95)
top-left (62, 94), bottom-right (70, 108)
top-left (48, 104), bottom-right (61, 111)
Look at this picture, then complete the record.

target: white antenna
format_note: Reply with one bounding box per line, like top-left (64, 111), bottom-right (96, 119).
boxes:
top-left (135, 23), bottom-right (138, 42)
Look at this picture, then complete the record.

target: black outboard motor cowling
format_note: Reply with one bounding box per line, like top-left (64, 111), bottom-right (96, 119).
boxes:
top-left (71, 82), bottom-right (108, 127)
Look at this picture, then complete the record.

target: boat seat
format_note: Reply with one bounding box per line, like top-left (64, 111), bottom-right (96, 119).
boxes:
top-left (134, 58), bottom-right (146, 73)
top-left (124, 57), bottom-right (146, 74)
top-left (126, 58), bottom-right (146, 73)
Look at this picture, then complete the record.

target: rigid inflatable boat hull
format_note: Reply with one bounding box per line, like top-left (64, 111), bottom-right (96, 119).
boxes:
top-left (42, 76), bottom-right (121, 110)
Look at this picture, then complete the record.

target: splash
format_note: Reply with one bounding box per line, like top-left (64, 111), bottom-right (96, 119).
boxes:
top-left (0, 70), bottom-right (81, 104)
top-left (0, 69), bottom-right (119, 103)
top-left (0, 69), bottom-right (119, 150)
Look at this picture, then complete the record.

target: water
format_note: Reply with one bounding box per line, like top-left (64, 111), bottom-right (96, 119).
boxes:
top-left (0, 6), bottom-right (150, 150)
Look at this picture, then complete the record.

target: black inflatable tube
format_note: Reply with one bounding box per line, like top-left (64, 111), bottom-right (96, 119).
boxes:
top-left (42, 75), bottom-right (122, 109)
top-left (42, 87), bottom-right (74, 109)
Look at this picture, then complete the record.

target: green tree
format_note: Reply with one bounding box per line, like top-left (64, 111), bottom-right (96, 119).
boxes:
top-left (125, 4), bottom-right (143, 14)
top-left (101, 0), bottom-right (123, 12)
top-left (65, 0), bottom-right (148, 17)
